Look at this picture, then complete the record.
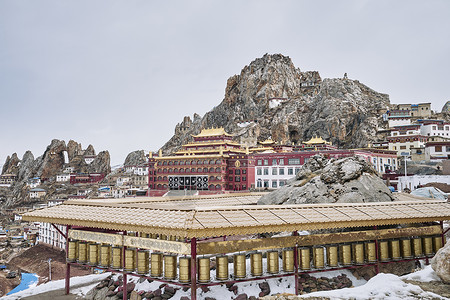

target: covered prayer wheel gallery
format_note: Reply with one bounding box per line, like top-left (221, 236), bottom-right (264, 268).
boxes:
top-left (22, 193), bottom-right (450, 300)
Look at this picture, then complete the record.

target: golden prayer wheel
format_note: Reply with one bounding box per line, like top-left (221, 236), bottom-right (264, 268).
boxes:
top-left (340, 244), bottom-right (352, 266)
top-left (299, 247), bottom-right (311, 270)
top-left (164, 255), bottom-right (177, 280)
top-left (390, 240), bottom-right (401, 261)
top-left (326, 245), bottom-right (339, 267)
top-left (111, 246), bottom-right (123, 269)
top-left (137, 250), bottom-right (149, 275)
top-left (100, 245), bottom-right (111, 267)
top-left (433, 236), bottom-right (443, 253)
top-left (313, 246), bottom-right (325, 269)
top-left (124, 248), bottom-right (136, 272)
top-left (216, 255), bottom-right (229, 281)
top-left (179, 257), bottom-right (191, 283)
top-left (282, 249), bottom-right (294, 272)
top-left (401, 238), bottom-right (412, 258)
top-left (160, 234), bottom-right (167, 240)
top-left (88, 243), bottom-right (99, 266)
top-left (379, 240), bottom-right (390, 262)
top-left (198, 257), bottom-right (211, 283)
top-left (67, 241), bottom-right (78, 262)
top-left (352, 243), bottom-right (364, 265)
top-left (250, 252), bottom-right (263, 276)
top-left (412, 237), bottom-right (423, 257)
top-left (365, 242), bottom-right (377, 263)
top-left (150, 252), bottom-right (163, 277)
top-left (267, 250), bottom-right (279, 274)
top-left (234, 253), bottom-right (247, 278)
top-left (150, 233), bottom-right (157, 239)
top-left (77, 241), bottom-right (88, 264)
top-left (423, 237), bottom-right (433, 256)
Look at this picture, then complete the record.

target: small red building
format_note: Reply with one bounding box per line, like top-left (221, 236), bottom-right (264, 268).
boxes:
top-left (69, 173), bottom-right (104, 184)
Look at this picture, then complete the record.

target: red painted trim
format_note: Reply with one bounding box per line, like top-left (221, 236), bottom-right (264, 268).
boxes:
top-left (191, 238), bottom-right (197, 300)
top-left (123, 231), bottom-right (127, 300)
top-left (65, 225), bottom-right (71, 295)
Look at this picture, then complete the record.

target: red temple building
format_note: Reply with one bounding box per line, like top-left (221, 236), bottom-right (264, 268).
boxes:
top-left (148, 128), bottom-right (255, 196)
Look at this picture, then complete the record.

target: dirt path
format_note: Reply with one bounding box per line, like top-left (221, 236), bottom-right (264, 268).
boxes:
top-left (1, 244), bottom-right (91, 296)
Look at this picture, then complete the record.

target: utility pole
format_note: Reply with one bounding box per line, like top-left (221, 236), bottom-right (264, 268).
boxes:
top-left (48, 258), bottom-right (52, 281)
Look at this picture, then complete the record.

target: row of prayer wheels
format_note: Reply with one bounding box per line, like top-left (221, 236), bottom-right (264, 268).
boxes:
top-left (67, 235), bottom-right (444, 282)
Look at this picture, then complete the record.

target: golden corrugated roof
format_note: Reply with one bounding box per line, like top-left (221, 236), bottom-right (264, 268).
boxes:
top-left (22, 194), bottom-right (450, 238)
top-left (303, 136), bottom-right (331, 145)
top-left (192, 127), bottom-right (232, 138)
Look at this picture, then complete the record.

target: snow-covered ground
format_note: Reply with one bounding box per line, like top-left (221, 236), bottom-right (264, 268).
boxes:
top-left (299, 271), bottom-right (446, 300)
top-left (1, 273), bottom-right (111, 300)
top-left (1, 265), bottom-right (447, 300)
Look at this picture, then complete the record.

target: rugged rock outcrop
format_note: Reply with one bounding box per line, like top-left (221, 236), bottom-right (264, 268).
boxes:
top-left (1, 140), bottom-right (111, 208)
top-left (431, 240), bottom-right (450, 283)
top-left (258, 155), bottom-right (393, 205)
top-left (124, 150), bottom-right (147, 166)
top-left (442, 101), bottom-right (450, 113)
top-left (1, 153), bottom-right (20, 175)
top-left (160, 53), bottom-right (389, 154)
top-left (88, 151), bottom-right (111, 175)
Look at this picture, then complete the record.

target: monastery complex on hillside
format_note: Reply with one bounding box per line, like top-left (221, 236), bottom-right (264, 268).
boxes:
top-left (147, 127), bottom-right (398, 196)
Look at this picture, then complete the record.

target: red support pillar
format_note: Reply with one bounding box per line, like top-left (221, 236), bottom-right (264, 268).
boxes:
top-left (293, 231), bottom-right (299, 295)
top-left (374, 226), bottom-right (379, 274)
top-left (65, 225), bottom-right (71, 295)
top-left (123, 231), bottom-right (127, 300)
top-left (190, 237), bottom-right (197, 300)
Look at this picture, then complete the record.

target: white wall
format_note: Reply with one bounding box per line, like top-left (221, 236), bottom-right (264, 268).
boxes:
top-left (397, 175), bottom-right (450, 192)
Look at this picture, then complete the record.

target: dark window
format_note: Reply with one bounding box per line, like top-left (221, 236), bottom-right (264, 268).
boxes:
top-left (235, 176), bottom-right (241, 182)
top-left (235, 169), bottom-right (241, 175)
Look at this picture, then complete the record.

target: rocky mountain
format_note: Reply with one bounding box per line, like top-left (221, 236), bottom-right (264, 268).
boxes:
top-left (258, 155), bottom-right (393, 205)
top-left (0, 139), bottom-right (111, 208)
top-left (160, 53), bottom-right (390, 154)
top-left (442, 101), bottom-right (450, 113)
top-left (123, 150), bottom-right (147, 166)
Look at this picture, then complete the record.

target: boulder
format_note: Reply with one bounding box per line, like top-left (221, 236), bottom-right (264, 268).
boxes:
top-left (94, 287), bottom-right (110, 300)
top-left (258, 155), bottom-right (393, 205)
top-left (431, 240), bottom-right (450, 283)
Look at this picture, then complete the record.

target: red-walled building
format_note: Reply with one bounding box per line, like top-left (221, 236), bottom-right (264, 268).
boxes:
top-left (148, 128), bottom-right (255, 196)
top-left (69, 173), bottom-right (105, 184)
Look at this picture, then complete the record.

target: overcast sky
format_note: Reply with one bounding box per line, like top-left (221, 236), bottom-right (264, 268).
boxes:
top-left (1, 0), bottom-right (449, 167)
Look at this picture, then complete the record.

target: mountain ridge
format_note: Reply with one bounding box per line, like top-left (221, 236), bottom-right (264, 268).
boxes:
top-left (160, 53), bottom-right (390, 154)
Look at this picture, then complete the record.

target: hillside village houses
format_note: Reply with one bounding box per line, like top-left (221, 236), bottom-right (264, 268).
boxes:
top-left (124, 164), bottom-right (149, 176)
top-left (83, 154), bottom-right (96, 164)
top-left (381, 102), bottom-right (450, 160)
top-left (26, 177), bottom-right (41, 188)
top-left (0, 174), bottom-right (16, 186)
top-left (63, 166), bottom-right (74, 173)
top-left (56, 173), bottom-right (70, 182)
top-left (28, 188), bottom-right (46, 199)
